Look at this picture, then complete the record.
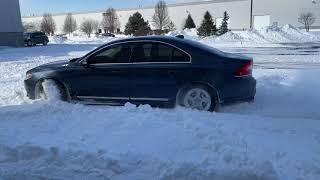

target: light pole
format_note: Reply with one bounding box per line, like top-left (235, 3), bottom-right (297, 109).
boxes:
top-left (249, 0), bottom-right (253, 29)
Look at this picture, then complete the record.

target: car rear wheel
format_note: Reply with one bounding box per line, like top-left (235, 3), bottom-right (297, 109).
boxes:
top-left (178, 85), bottom-right (217, 112)
top-left (35, 80), bottom-right (68, 101)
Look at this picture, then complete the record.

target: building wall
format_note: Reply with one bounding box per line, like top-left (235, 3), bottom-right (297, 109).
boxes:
top-left (22, 0), bottom-right (320, 34)
top-left (253, 0), bottom-right (320, 29)
top-left (0, 0), bottom-right (23, 46)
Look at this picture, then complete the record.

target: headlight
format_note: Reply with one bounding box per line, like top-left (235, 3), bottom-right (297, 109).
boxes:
top-left (25, 73), bottom-right (32, 80)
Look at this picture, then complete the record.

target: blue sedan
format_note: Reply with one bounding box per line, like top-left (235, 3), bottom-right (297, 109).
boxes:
top-left (24, 35), bottom-right (256, 111)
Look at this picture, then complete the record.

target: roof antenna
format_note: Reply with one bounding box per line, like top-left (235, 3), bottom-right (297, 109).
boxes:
top-left (175, 35), bottom-right (184, 39)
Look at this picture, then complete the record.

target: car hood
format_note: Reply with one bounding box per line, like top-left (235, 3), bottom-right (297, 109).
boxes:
top-left (30, 60), bottom-right (70, 72)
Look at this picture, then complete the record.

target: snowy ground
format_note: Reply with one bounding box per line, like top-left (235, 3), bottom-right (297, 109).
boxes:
top-left (1, 26), bottom-right (320, 179)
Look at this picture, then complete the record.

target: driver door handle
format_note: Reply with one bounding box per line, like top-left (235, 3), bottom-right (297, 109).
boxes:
top-left (111, 69), bottom-right (121, 73)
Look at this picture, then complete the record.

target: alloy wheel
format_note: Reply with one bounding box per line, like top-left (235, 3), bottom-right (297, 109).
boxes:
top-left (183, 88), bottom-right (212, 111)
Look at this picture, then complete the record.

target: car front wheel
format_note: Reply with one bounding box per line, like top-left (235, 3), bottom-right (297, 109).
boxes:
top-left (35, 80), bottom-right (68, 101)
top-left (43, 40), bottom-right (48, 45)
top-left (178, 85), bottom-right (217, 111)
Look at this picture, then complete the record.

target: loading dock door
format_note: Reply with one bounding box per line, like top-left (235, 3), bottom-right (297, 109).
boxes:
top-left (253, 15), bottom-right (270, 29)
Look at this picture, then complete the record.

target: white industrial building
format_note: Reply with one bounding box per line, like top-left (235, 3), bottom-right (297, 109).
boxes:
top-left (0, 0), bottom-right (23, 46)
top-left (22, 0), bottom-right (320, 34)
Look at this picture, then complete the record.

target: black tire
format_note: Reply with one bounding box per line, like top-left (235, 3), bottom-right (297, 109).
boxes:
top-left (35, 80), bottom-right (68, 101)
top-left (43, 40), bottom-right (48, 45)
top-left (177, 84), bottom-right (218, 112)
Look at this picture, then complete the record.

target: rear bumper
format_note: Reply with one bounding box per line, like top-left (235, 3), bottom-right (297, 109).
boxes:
top-left (24, 79), bottom-right (36, 99)
top-left (219, 76), bottom-right (256, 104)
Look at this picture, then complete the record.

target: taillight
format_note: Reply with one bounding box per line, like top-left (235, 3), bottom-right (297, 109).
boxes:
top-left (236, 60), bottom-right (253, 77)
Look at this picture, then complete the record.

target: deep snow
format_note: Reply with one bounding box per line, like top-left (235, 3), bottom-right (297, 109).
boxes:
top-left (1, 26), bottom-right (320, 179)
top-left (167, 24), bottom-right (320, 47)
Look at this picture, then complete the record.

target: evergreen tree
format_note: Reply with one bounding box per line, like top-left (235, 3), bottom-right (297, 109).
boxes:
top-left (184, 14), bottom-right (196, 29)
top-left (197, 11), bottom-right (217, 37)
top-left (124, 12), bottom-right (151, 36)
top-left (218, 11), bottom-right (230, 35)
top-left (165, 21), bottom-right (176, 31)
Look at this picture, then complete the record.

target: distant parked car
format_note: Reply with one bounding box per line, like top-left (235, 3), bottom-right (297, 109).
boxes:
top-left (24, 32), bottom-right (49, 46)
top-left (24, 35), bottom-right (256, 111)
top-left (100, 33), bottom-right (115, 37)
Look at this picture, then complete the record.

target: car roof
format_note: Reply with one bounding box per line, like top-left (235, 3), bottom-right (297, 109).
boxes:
top-left (105, 36), bottom-right (199, 50)
top-left (107, 35), bottom-right (225, 56)
top-left (112, 35), bottom-right (183, 43)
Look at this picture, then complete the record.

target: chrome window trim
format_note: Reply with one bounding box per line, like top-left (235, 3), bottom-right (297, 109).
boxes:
top-left (90, 61), bottom-right (191, 67)
top-left (77, 96), bottom-right (129, 100)
top-left (80, 40), bottom-right (192, 65)
top-left (77, 96), bottom-right (169, 102)
top-left (130, 97), bottom-right (169, 101)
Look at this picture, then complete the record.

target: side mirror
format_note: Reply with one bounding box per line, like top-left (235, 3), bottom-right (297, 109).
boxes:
top-left (81, 59), bottom-right (90, 67)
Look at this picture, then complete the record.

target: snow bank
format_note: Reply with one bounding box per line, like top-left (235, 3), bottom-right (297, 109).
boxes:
top-left (168, 25), bottom-right (320, 47)
top-left (49, 35), bottom-right (122, 45)
top-left (166, 28), bottom-right (200, 41)
top-left (49, 24), bottom-right (320, 47)
top-left (220, 25), bottom-right (320, 44)
top-left (0, 98), bottom-right (320, 179)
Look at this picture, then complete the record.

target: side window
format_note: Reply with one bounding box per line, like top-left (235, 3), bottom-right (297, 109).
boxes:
top-left (155, 44), bottom-right (173, 62)
top-left (172, 48), bottom-right (190, 62)
top-left (88, 44), bottom-right (131, 64)
top-left (131, 43), bottom-right (153, 62)
top-left (131, 42), bottom-right (189, 63)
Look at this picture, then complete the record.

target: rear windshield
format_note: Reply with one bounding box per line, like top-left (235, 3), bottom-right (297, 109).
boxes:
top-left (182, 38), bottom-right (226, 56)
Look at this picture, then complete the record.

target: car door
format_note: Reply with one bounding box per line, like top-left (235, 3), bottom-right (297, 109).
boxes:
top-left (33, 32), bottom-right (41, 44)
top-left (129, 41), bottom-right (192, 104)
top-left (69, 43), bottom-right (133, 104)
top-left (40, 32), bottom-right (46, 43)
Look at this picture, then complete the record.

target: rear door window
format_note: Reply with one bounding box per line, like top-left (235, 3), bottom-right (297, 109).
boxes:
top-left (172, 48), bottom-right (190, 62)
top-left (131, 42), bottom-right (190, 63)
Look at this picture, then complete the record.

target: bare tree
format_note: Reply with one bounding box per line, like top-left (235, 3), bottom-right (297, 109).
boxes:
top-left (92, 20), bottom-right (100, 34)
top-left (63, 13), bottom-right (77, 35)
top-left (101, 8), bottom-right (120, 33)
top-left (40, 13), bottom-right (56, 35)
top-left (152, 0), bottom-right (170, 30)
top-left (81, 19), bottom-right (98, 37)
top-left (298, 12), bottom-right (316, 32)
